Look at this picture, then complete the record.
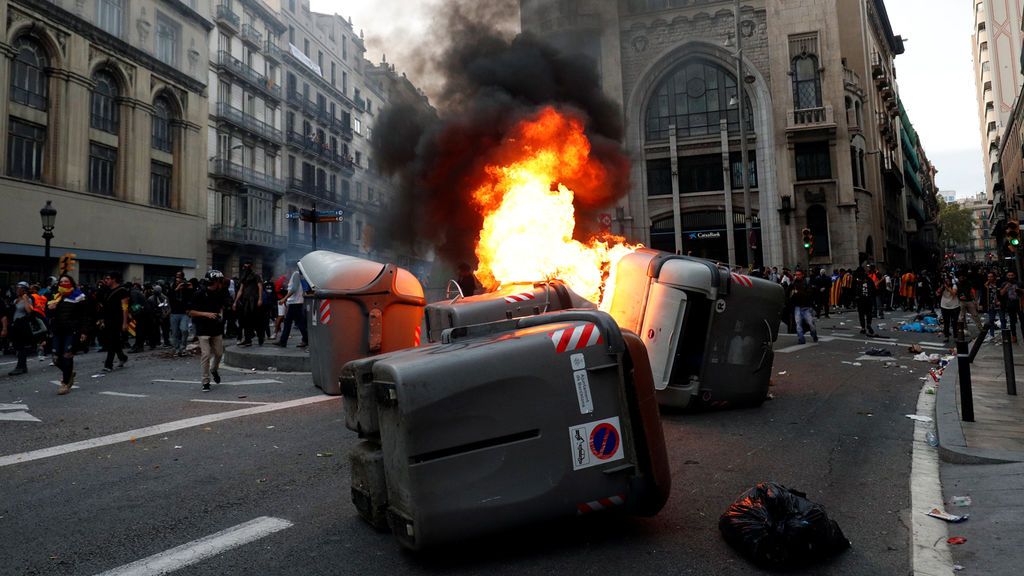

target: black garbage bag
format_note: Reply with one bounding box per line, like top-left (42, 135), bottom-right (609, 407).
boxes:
top-left (719, 482), bottom-right (851, 569)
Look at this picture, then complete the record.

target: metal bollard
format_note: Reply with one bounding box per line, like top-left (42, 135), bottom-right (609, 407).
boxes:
top-left (1003, 328), bottom-right (1017, 396)
top-left (956, 338), bottom-right (975, 422)
top-left (969, 323), bottom-right (990, 363)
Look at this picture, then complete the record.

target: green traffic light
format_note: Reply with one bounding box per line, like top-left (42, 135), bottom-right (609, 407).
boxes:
top-left (803, 242), bottom-right (811, 249)
top-left (1012, 238), bottom-right (1021, 246)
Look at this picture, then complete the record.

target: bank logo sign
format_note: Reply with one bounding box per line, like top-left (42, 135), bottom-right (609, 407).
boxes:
top-left (688, 231), bottom-right (722, 240)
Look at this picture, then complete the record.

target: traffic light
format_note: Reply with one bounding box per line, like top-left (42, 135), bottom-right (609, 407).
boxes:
top-left (58, 253), bottom-right (77, 274)
top-left (1007, 220), bottom-right (1021, 248)
top-left (801, 228), bottom-right (814, 255)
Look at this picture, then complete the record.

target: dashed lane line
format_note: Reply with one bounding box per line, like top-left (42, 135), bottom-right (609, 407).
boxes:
top-left (94, 516), bottom-right (294, 576)
top-left (99, 391), bottom-right (149, 398)
top-left (190, 399), bottom-right (271, 406)
top-left (0, 395), bottom-right (338, 468)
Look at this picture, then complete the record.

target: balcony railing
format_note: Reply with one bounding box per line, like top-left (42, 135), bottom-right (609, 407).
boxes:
top-left (210, 224), bottom-right (286, 249)
top-left (354, 94), bottom-right (366, 111)
top-left (328, 117), bottom-right (353, 140)
top-left (216, 51), bottom-right (281, 101)
top-left (241, 24), bottom-right (263, 48)
top-left (215, 102), bottom-right (282, 144)
top-left (842, 66), bottom-right (861, 90)
top-left (264, 40), bottom-right (283, 62)
top-left (209, 157), bottom-right (286, 192)
top-left (215, 5), bottom-right (240, 31)
top-left (786, 106), bottom-right (835, 130)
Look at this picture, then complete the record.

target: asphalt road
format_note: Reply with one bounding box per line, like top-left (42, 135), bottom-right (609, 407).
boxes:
top-left (0, 309), bottom-right (946, 575)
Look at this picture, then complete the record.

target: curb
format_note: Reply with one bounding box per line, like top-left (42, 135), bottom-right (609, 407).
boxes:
top-left (936, 356), bottom-right (1024, 465)
top-left (224, 346), bottom-right (311, 373)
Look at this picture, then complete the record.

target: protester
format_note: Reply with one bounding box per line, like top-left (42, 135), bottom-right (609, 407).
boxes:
top-left (981, 271), bottom-right (1001, 340)
top-left (853, 268), bottom-right (877, 337)
top-left (188, 270), bottom-right (229, 392)
top-left (275, 263), bottom-right (308, 348)
top-left (234, 260), bottom-right (264, 347)
top-left (100, 272), bottom-right (130, 372)
top-left (790, 271), bottom-right (819, 345)
top-left (168, 271), bottom-right (193, 357)
top-left (1000, 270), bottom-right (1022, 344)
top-left (957, 271), bottom-right (985, 336)
top-left (937, 274), bottom-right (960, 343)
top-left (47, 274), bottom-right (89, 395)
top-left (6, 282), bottom-right (37, 376)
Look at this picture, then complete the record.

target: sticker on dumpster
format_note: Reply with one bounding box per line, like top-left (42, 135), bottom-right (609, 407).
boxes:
top-left (568, 416), bottom-right (624, 470)
top-left (570, 353), bottom-right (586, 371)
top-left (550, 323), bottom-right (603, 353)
top-left (318, 301), bottom-right (332, 326)
top-left (715, 299), bottom-right (727, 313)
top-left (730, 273), bottom-right (753, 288)
top-left (504, 292), bottom-right (536, 303)
top-left (573, 370), bottom-right (593, 415)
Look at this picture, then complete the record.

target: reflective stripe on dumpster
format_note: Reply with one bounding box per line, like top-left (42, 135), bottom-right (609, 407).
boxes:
top-left (577, 494), bottom-right (626, 515)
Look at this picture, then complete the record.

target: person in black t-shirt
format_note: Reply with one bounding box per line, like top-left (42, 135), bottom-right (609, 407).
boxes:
top-left (100, 272), bottom-right (130, 372)
top-left (188, 270), bottom-right (229, 392)
top-left (854, 268), bottom-right (877, 337)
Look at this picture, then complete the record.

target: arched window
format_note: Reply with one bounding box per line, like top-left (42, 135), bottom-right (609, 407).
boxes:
top-left (645, 60), bottom-right (752, 141)
top-left (91, 70), bottom-right (120, 133)
top-left (806, 204), bottom-right (831, 257)
top-left (792, 54), bottom-right (822, 110)
top-left (151, 95), bottom-right (174, 152)
top-left (11, 36), bottom-right (49, 110)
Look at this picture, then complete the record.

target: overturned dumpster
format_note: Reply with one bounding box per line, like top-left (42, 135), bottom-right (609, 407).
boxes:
top-left (342, 310), bottom-right (671, 550)
top-left (423, 280), bottom-right (595, 343)
top-left (298, 251), bottom-right (426, 395)
top-left (604, 249), bottom-right (784, 408)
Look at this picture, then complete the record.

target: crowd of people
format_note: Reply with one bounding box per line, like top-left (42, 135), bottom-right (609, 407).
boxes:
top-left (748, 261), bottom-right (1024, 345)
top-left (0, 261), bottom-right (309, 394)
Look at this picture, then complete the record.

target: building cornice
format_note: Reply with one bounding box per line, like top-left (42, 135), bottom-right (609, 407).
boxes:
top-left (869, 0), bottom-right (905, 56)
top-left (160, 0), bottom-right (215, 32)
top-left (239, 0), bottom-right (287, 34)
top-left (17, 0), bottom-right (208, 94)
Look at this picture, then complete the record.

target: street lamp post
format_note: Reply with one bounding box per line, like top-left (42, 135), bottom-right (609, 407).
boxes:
top-left (734, 0), bottom-right (755, 269)
top-left (40, 200), bottom-right (56, 281)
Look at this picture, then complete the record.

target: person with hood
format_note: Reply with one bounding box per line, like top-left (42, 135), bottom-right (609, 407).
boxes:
top-left (47, 274), bottom-right (89, 395)
top-left (854, 268), bottom-right (877, 337)
top-left (7, 282), bottom-right (36, 376)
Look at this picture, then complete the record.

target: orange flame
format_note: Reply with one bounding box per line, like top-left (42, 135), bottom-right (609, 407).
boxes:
top-left (472, 107), bottom-right (638, 306)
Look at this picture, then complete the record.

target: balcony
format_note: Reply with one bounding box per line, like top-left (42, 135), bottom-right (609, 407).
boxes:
top-left (210, 224), bottom-right (286, 249)
top-left (241, 24), bottom-right (263, 49)
top-left (328, 116), bottom-right (353, 141)
top-left (214, 102), bottom-right (282, 145)
top-left (354, 94), bottom-right (366, 111)
top-left (842, 66), bottom-right (861, 91)
top-left (786, 106), bottom-right (835, 132)
top-left (209, 157), bottom-right (286, 193)
top-left (215, 5), bottom-right (240, 32)
top-left (264, 40), bottom-right (283, 63)
top-left (215, 51), bottom-right (281, 102)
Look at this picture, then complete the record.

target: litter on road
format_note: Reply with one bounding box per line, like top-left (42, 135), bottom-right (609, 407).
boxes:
top-left (947, 536), bottom-right (967, 545)
top-left (863, 348), bottom-right (893, 357)
top-left (906, 414), bottom-right (933, 422)
top-left (926, 508), bottom-right (969, 523)
top-left (950, 496), bottom-right (972, 507)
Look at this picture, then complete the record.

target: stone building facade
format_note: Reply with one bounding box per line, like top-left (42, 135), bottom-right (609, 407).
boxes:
top-left (521, 0), bottom-right (932, 272)
top-left (0, 0), bottom-right (211, 285)
top-left (206, 0), bottom-right (288, 280)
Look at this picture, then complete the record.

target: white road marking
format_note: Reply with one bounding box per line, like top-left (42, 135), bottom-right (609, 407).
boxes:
top-left (152, 378), bottom-right (283, 386)
top-left (94, 516), bottom-right (293, 576)
top-left (99, 391), bottom-right (149, 398)
top-left (854, 355), bottom-right (894, 362)
top-left (190, 399), bottom-right (271, 406)
top-left (909, 377), bottom-right (952, 574)
top-left (0, 395), bottom-right (338, 468)
top-left (50, 380), bottom-right (81, 389)
top-left (0, 360), bottom-right (17, 366)
top-left (774, 342), bottom-right (817, 354)
top-left (0, 403), bottom-right (41, 423)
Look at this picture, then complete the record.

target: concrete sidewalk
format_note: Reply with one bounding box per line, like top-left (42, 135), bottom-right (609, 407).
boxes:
top-left (935, 336), bottom-right (1024, 575)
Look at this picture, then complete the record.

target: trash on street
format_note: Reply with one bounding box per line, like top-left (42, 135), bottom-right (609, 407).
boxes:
top-left (926, 508), bottom-right (969, 523)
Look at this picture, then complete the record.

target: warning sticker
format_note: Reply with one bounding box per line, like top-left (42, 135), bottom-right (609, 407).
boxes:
top-left (573, 370), bottom-right (593, 415)
top-left (568, 416), bottom-right (624, 470)
top-left (570, 353), bottom-right (586, 371)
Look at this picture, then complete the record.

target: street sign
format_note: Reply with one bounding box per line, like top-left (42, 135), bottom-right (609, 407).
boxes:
top-left (316, 216), bottom-right (344, 223)
top-left (285, 211), bottom-right (301, 219)
top-left (317, 209), bottom-right (344, 216)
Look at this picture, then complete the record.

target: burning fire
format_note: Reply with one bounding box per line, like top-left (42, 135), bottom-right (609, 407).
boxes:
top-left (472, 107), bottom-right (637, 306)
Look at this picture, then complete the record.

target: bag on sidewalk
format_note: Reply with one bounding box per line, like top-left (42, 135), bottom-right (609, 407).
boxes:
top-left (719, 481), bottom-right (851, 569)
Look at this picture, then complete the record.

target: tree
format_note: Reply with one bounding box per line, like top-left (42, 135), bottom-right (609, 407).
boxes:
top-left (937, 197), bottom-right (974, 248)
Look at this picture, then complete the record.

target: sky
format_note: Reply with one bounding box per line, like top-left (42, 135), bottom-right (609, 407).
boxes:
top-left (316, 0), bottom-right (986, 200)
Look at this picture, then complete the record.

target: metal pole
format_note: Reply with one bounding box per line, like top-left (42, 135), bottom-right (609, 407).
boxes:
top-left (43, 233), bottom-right (52, 282)
top-left (668, 124), bottom-right (683, 254)
top-left (956, 337), bottom-right (975, 422)
top-left (720, 120), bottom-right (737, 267)
top-left (311, 202), bottom-right (318, 252)
top-left (735, 0), bottom-right (754, 269)
top-left (1003, 328), bottom-right (1017, 395)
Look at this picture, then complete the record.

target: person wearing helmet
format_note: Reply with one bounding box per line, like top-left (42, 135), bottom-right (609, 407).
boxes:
top-left (187, 270), bottom-right (230, 392)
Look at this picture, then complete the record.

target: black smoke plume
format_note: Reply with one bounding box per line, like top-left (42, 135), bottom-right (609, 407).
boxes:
top-left (371, 3), bottom-right (630, 267)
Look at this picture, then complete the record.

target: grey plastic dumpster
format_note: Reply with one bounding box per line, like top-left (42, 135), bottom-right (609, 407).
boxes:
top-left (604, 248), bottom-right (784, 408)
top-left (423, 280), bottom-right (595, 342)
top-left (344, 310), bottom-right (671, 550)
top-left (298, 251), bottom-right (425, 395)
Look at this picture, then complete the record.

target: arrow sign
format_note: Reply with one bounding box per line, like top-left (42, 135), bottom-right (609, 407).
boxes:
top-left (316, 216), bottom-right (344, 223)
top-left (316, 210), bottom-right (344, 216)
top-left (285, 211), bottom-right (301, 219)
